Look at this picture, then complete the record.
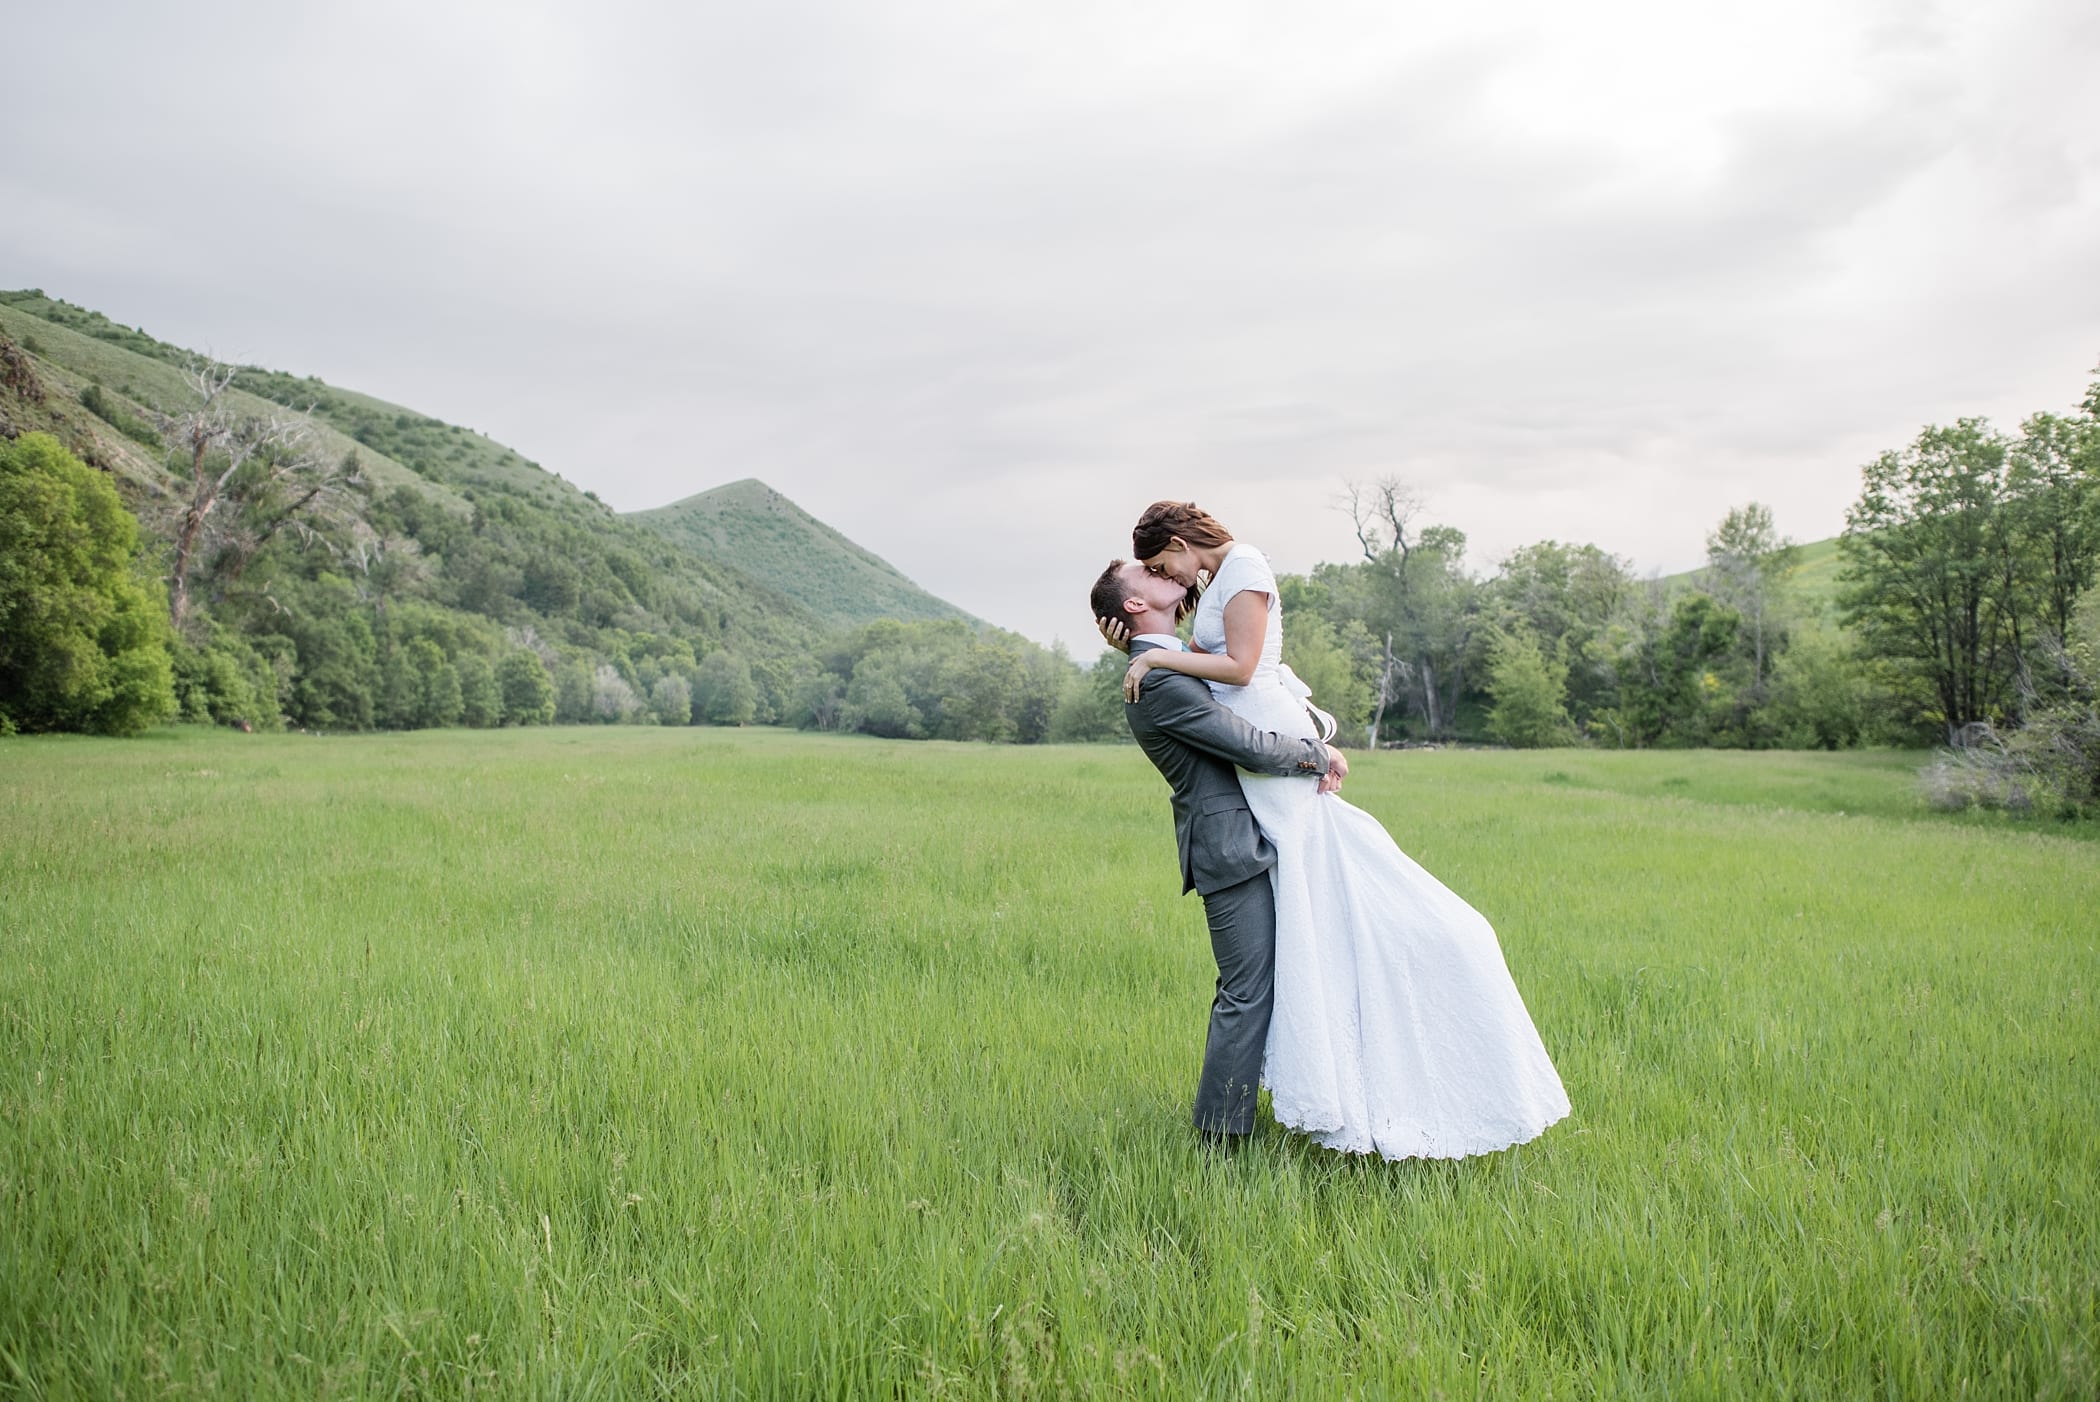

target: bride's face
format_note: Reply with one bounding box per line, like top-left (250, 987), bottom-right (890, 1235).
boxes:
top-left (1126, 565), bottom-right (1187, 617)
top-left (1141, 537), bottom-right (1199, 588)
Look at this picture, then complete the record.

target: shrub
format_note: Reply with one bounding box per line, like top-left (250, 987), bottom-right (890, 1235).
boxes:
top-left (1919, 590), bottom-right (2100, 816)
top-left (78, 384), bottom-right (161, 447)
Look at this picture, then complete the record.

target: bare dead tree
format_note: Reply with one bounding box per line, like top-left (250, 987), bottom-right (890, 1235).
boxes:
top-left (157, 359), bottom-right (364, 629)
top-left (1340, 476), bottom-right (1425, 747)
top-left (1343, 476), bottom-right (1423, 568)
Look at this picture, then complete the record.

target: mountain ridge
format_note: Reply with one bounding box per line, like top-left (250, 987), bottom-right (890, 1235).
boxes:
top-left (0, 289), bottom-right (985, 641)
top-left (629, 477), bottom-right (979, 632)
top-left (0, 288), bottom-right (1064, 735)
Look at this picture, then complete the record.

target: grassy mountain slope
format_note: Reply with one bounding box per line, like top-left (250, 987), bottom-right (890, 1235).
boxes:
top-left (0, 291), bottom-right (851, 721)
top-left (0, 296), bottom-right (451, 508)
top-left (632, 478), bottom-right (978, 631)
top-left (2, 290), bottom-right (989, 648)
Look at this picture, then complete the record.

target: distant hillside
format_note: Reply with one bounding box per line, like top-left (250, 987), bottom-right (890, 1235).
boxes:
top-left (632, 478), bottom-right (978, 631)
top-left (0, 290), bottom-right (837, 726)
top-left (0, 295), bottom-right (455, 508)
top-left (1659, 536), bottom-right (1845, 622)
top-left (1, 289), bottom-right (984, 641)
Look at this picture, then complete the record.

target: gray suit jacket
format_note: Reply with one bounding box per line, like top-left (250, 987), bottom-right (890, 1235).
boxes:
top-left (1124, 639), bottom-right (1330, 897)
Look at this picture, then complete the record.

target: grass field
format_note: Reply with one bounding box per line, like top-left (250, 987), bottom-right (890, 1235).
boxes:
top-left (3, 729), bottom-right (2096, 1397)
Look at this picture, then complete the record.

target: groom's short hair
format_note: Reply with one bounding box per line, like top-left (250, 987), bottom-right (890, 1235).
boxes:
top-left (1090, 560), bottom-right (1137, 622)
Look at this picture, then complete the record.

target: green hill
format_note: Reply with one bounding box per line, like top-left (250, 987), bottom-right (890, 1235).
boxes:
top-left (0, 294), bottom-right (456, 508)
top-left (632, 478), bottom-right (978, 631)
top-left (0, 289), bottom-right (1006, 731)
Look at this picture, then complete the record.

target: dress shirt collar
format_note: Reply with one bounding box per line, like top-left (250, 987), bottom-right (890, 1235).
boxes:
top-left (1132, 633), bottom-right (1184, 651)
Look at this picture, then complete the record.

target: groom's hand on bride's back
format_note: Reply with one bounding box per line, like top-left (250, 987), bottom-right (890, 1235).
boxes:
top-left (1318, 745), bottom-right (1349, 795)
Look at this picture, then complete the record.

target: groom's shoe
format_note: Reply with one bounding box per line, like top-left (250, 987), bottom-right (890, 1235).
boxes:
top-left (1196, 1127), bottom-right (1254, 1155)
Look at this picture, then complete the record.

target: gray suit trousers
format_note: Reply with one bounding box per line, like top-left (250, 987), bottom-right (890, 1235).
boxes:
top-left (1194, 871), bottom-right (1278, 1135)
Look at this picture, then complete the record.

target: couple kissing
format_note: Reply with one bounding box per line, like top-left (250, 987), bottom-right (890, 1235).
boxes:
top-left (1091, 500), bottom-right (1569, 1159)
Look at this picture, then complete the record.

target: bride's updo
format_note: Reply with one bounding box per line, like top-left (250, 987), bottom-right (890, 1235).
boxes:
top-left (1131, 500), bottom-right (1234, 560)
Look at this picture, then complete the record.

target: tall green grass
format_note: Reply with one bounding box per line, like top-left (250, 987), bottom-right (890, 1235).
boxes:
top-left (3, 730), bottom-right (2095, 1396)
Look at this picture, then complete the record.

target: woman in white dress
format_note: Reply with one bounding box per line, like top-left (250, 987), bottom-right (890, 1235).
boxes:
top-left (1116, 500), bottom-right (1569, 1160)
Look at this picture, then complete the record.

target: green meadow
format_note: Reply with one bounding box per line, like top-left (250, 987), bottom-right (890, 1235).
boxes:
top-left (2, 729), bottom-right (2095, 1398)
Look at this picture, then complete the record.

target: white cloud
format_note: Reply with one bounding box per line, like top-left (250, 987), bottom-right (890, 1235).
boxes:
top-left (4, 0), bottom-right (2096, 653)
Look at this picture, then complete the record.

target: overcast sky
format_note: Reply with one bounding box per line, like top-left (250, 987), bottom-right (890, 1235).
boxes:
top-left (6, 1), bottom-right (2097, 652)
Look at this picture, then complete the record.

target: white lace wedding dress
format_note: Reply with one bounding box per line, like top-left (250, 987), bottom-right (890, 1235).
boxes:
top-left (1194, 543), bottom-right (1570, 1159)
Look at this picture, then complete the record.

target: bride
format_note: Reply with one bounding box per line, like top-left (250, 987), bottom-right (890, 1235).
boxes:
top-left (1108, 500), bottom-right (1569, 1160)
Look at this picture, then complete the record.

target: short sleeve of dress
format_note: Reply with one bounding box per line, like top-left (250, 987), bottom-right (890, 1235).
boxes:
top-left (1205, 545), bottom-right (1277, 609)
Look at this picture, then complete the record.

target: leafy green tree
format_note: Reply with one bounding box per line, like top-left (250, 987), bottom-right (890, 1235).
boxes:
top-left (1766, 620), bottom-right (1869, 750)
top-left (553, 660), bottom-right (595, 724)
top-left (591, 664), bottom-right (644, 723)
top-left (744, 654), bottom-right (802, 727)
top-left (842, 651), bottom-right (922, 737)
top-left (1332, 481), bottom-right (1482, 743)
top-left (268, 576), bottom-right (378, 730)
top-left (1483, 626), bottom-right (1573, 748)
top-left (170, 627), bottom-right (282, 730)
top-left (1840, 419), bottom-right (2022, 741)
top-left (0, 433), bottom-right (175, 734)
top-left (695, 651), bottom-right (759, 726)
top-left (1629, 593), bottom-right (1743, 747)
top-left (1488, 540), bottom-right (1633, 725)
top-left (380, 638), bottom-right (463, 729)
top-left (936, 637), bottom-right (1025, 742)
top-left (1703, 503), bottom-right (1797, 696)
top-left (2008, 407), bottom-right (2100, 689)
top-left (789, 671), bottom-right (846, 731)
top-left (497, 650), bottom-right (555, 725)
top-left (1006, 639), bottom-right (1068, 745)
top-left (650, 672), bottom-right (693, 726)
top-left (419, 643), bottom-right (465, 727)
top-left (456, 653), bottom-right (502, 728)
top-left (1049, 651), bottom-right (1129, 742)
top-left (522, 558), bottom-right (583, 612)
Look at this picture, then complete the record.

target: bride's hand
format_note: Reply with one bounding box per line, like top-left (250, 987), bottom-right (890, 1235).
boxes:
top-left (1317, 745), bottom-right (1349, 795)
top-left (1122, 650), bottom-right (1159, 702)
top-left (1095, 615), bottom-right (1132, 654)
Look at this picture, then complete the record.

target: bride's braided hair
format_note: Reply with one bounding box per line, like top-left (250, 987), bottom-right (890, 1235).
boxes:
top-left (1132, 501), bottom-right (1232, 617)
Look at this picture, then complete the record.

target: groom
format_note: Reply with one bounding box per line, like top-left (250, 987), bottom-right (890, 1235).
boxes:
top-left (1089, 560), bottom-right (1348, 1143)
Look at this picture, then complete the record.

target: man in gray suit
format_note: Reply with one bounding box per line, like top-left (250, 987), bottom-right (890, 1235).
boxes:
top-left (1089, 560), bottom-right (1349, 1144)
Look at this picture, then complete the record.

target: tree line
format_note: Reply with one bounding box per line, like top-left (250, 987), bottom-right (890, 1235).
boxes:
top-left (3, 330), bottom-right (2094, 816)
top-left (1251, 374), bottom-right (2097, 768)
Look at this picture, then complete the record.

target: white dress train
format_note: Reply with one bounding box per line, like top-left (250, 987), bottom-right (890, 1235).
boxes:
top-left (1194, 543), bottom-right (1571, 1159)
